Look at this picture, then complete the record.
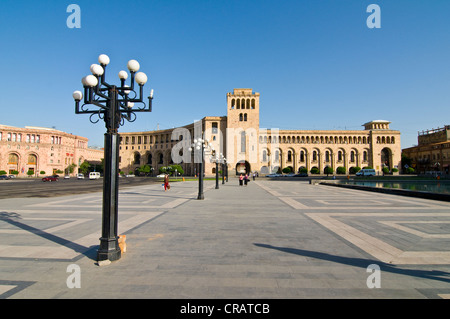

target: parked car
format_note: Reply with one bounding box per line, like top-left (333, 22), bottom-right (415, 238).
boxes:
top-left (0, 175), bottom-right (10, 180)
top-left (293, 173), bottom-right (308, 177)
top-left (77, 173), bottom-right (85, 179)
top-left (356, 169), bottom-right (376, 176)
top-left (8, 175), bottom-right (16, 179)
top-left (156, 174), bottom-right (166, 178)
top-left (42, 175), bottom-right (59, 182)
top-left (89, 172), bottom-right (101, 180)
top-left (64, 175), bottom-right (70, 179)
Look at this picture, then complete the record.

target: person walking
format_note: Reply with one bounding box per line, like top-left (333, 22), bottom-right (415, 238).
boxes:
top-left (164, 174), bottom-right (170, 191)
top-left (252, 172), bottom-right (256, 181)
top-left (239, 174), bottom-right (243, 186)
top-left (244, 173), bottom-right (248, 186)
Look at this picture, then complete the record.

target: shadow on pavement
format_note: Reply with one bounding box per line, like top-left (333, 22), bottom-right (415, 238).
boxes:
top-left (254, 243), bottom-right (450, 284)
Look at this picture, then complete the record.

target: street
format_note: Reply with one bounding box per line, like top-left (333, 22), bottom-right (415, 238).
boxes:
top-left (0, 177), bottom-right (162, 199)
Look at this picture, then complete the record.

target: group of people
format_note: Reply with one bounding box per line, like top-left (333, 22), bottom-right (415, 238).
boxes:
top-left (239, 172), bottom-right (257, 186)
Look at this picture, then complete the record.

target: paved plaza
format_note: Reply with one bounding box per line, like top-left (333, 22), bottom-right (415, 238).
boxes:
top-left (1, 178), bottom-right (450, 299)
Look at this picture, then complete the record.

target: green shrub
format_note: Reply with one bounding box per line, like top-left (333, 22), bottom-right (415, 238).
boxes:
top-left (310, 167), bottom-right (320, 174)
top-left (0, 170), bottom-right (7, 175)
top-left (349, 166), bottom-right (361, 174)
top-left (282, 167), bottom-right (292, 174)
top-left (324, 166), bottom-right (334, 175)
top-left (336, 166), bottom-right (346, 175)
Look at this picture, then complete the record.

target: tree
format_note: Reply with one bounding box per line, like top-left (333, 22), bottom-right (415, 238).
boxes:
top-left (324, 166), bottom-right (333, 176)
top-left (336, 166), bottom-right (346, 175)
top-left (137, 164), bottom-right (152, 176)
top-left (80, 160), bottom-right (90, 175)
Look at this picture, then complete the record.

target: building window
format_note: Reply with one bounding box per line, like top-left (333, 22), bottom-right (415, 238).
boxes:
top-left (28, 154), bottom-right (37, 165)
top-left (8, 153), bottom-right (18, 164)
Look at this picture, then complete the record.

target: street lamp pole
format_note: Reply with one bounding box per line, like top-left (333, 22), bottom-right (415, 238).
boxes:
top-left (211, 153), bottom-right (224, 189)
top-left (222, 157), bottom-right (226, 184)
top-left (189, 139), bottom-right (207, 200)
top-left (73, 54), bottom-right (153, 262)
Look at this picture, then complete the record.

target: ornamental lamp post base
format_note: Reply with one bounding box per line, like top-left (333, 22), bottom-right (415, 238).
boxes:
top-left (97, 237), bottom-right (121, 262)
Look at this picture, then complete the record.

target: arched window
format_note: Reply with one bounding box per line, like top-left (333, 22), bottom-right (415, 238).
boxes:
top-left (134, 153), bottom-right (141, 165)
top-left (338, 151), bottom-right (343, 162)
top-left (300, 151), bottom-right (305, 162)
top-left (8, 153), bottom-right (18, 164)
top-left (231, 99), bottom-right (235, 109)
top-left (244, 113), bottom-right (247, 121)
top-left (239, 113), bottom-right (243, 121)
top-left (262, 150), bottom-right (267, 162)
top-left (159, 154), bottom-right (163, 164)
top-left (350, 151), bottom-right (355, 162)
top-left (313, 151), bottom-right (317, 161)
top-left (251, 99), bottom-right (255, 109)
top-left (27, 154), bottom-right (37, 165)
top-left (325, 151), bottom-right (330, 162)
top-left (363, 151), bottom-right (368, 162)
top-left (287, 151), bottom-right (292, 162)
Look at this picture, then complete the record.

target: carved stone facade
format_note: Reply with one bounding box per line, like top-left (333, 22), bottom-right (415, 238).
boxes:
top-left (119, 88), bottom-right (401, 176)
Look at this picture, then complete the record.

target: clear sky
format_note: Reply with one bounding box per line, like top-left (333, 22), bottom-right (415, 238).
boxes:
top-left (1, 0), bottom-right (449, 148)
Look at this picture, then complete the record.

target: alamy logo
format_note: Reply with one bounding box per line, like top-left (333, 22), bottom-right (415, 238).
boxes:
top-left (66, 4), bottom-right (81, 29)
top-left (366, 264), bottom-right (381, 288)
top-left (66, 264), bottom-right (81, 288)
top-left (366, 4), bottom-right (381, 29)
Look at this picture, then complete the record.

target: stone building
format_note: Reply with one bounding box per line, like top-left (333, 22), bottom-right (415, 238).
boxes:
top-left (402, 125), bottom-right (450, 174)
top-left (118, 88), bottom-right (401, 176)
top-left (0, 125), bottom-right (103, 177)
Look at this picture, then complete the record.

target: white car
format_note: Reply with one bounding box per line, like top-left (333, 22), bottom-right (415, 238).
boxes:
top-left (89, 172), bottom-right (101, 179)
top-left (156, 174), bottom-right (166, 178)
top-left (77, 173), bottom-right (85, 179)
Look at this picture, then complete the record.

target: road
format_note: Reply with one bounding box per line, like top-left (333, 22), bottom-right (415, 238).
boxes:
top-left (0, 176), bottom-right (163, 199)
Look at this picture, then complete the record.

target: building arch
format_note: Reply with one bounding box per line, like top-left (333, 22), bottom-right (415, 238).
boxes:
top-left (236, 160), bottom-right (250, 175)
top-left (133, 152), bottom-right (141, 165)
top-left (381, 147), bottom-right (392, 169)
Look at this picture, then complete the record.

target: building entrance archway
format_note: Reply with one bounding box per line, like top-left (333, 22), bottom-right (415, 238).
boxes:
top-left (236, 161), bottom-right (251, 175)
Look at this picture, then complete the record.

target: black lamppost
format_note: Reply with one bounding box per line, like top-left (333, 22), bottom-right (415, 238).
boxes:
top-left (189, 138), bottom-right (208, 200)
top-left (211, 153), bottom-right (224, 189)
top-left (222, 157), bottom-right (227, 184)
top-left (72, 54), bottom-right (153, 262)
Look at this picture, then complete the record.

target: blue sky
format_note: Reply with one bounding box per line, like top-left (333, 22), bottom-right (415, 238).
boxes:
top-left (1, 0), bottom-right (449, 148)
